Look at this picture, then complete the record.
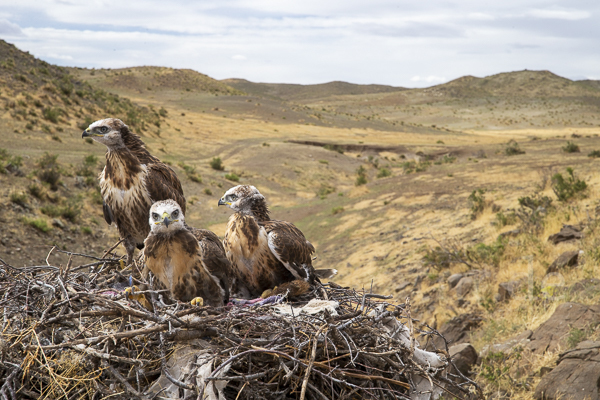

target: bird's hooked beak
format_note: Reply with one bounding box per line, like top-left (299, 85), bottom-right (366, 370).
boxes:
top-left (161, 212), bottom-right (172, 227)
top-left (218, 197), bottom-right (229, 206)
top-left (81, 128), bottom-right (100, 138)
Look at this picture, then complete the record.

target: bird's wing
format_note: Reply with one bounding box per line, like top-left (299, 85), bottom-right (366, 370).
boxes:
top-left (102, 200), bottom-right (115, 225)
top-left (261, 220), bottom-right (315, 281)
top-left (189, 227), bottom-right (232, 302)
top-left (145, 163), bottom-right (187, 214)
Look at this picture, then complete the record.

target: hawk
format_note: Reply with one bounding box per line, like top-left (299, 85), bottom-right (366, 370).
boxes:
top-left (218, 185), bottom-right (336, 298)
top-left (143, 199), bottom-right (230, 306)
top-left (82, 118), bottom-right (185, 264)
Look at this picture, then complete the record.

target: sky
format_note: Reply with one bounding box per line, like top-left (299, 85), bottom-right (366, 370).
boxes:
top-left (0, 1), bottom-right (598, 87)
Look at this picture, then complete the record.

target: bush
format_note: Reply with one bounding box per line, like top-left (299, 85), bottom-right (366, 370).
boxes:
top-left (588, 150), bottom-right (600, 158)
top-left (468, 188), bottom-right (486, 219)
top-left (0, 148), bottom-right (23, 174)
top-left (28, 183), bottom-right (44, 199)
top-left (210, 157), bottom-right (224, 171)
top-left (42, 107), bottom-right (62, 123)
top-left (495, 211), bottom-right (517, 227)
top-left (355, 165), bottom-right (367, 186)
top-left (225, 173), bottom-right (240, 182)
top-left (40, 200), bottom-right (80, 222)
top-left (377, 168), bottom-right (391, 178)
top-left (552, 167), bottom-right (587, 201)
top-left (516, 193), bottom-right (553, 233)
top-left (10, 192), bottom-right (28, 207)
top-left (562, 141), bottom-right (580, 153)
top-left (331, 206), bottom-right (344, 215)
top-left (36, 153), bottom-right (61, 190)
top-left (324, 144), bottom-right (344, 154)
top-left (467, 238), bottom-right (505, 268)
top-left (22, 217), bottom-right (51, 233)
top-left (204, 188), bottom-right (213, 195)
top-left (317, 184), bottom-right (335, 199)
top-left (178, 162), bottom-right (202, 183)
top-left (505, 140), bottom-right (525, 156)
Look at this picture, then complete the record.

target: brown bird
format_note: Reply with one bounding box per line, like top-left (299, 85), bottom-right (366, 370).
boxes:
top-left (142, 199), bottom-right (230, 306)
top-left (218, 185), bottom-right (336, 299)
top-left (82, 118), bottom-right (185, 264)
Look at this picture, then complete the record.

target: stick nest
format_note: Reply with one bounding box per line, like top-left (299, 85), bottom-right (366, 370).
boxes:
top-left (0, 247), bottom-right (482, 399)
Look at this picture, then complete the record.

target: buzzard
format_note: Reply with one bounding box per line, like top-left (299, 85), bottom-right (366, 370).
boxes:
top-left (143, 199), bottom-right (230, 306)
top-left (82, 118), bottom-right (185, 264)
top-left (218, 185), bottom-right (336, 298)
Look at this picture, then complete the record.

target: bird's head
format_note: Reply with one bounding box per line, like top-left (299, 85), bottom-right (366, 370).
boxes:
top-left (82, 118), bottom-right (127, 148)
top-left (149, 199), bottom-right (185, 234)
top-left (218, 185), bottom-right (265, 215)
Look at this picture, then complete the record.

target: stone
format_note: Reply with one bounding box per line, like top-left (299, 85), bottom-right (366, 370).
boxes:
top-left (548, 224), bottom-right (583, 245)
top-left (527, 303), bottom-right (600, 354)
top-left (448, 343), bottom-right (478, 376)
top-left (429, 313), bottom-right (483, 350)
top-left (497, 281), bottom-right (520, 302)
top-left (395, 281), bottom-right (412, 292)
top-left (569, 278), bottom-right (600, 297)
top-left (454, 277), bottom-right (473, 297)
top-left (447, 273), bottom-right (464, 288)
top-left (546, 250), bottom-right (581, 273)
top-left (482, 330), bottom-right (532, 355)
top-left (534, 341), bottom-right (600, 400)
top-left (498, 229), bottom-right (520, 239)
top-left (52, 219), bottom-right (66, 229)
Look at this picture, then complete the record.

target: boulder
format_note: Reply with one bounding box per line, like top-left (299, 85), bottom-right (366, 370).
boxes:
top-left (448, 343), bottom-right (478, 376)
top-left (447, 273), bottom-right (464, 288)
top-left (569, 278), bottom-right (600, 297)
top-left (548, 225), bottom-right (583, 245)
top-left (482, 330), bottom-right (532, 355)
top-left (497, 281), bottom-right (520, 302)
top-left (429, 313), bottom-right (483, 350)
top-left (534, 341), bottom-right (600, 400)
top-left (395, 281), bottom-right (412, 293)
top-left (546, 250), bottom-right (581, 273)
top-left (527, 303), bottom-right (600, 354)
top-left (454, 277), bottom-right (474, 297)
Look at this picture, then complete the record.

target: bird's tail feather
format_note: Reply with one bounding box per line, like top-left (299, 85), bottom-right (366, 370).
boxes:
top-left (314, 268), bottom-right (338, 280)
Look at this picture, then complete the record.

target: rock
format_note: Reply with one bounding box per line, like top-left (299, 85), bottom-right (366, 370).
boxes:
top-left (449, 343), bottom-right (478, 376)
top-left (52, 219), bottom-right (66, 230)
top-left (547, 250), bottom-right (581, 273)
top-left (499, 229), bottom-right (520, 239)
top-left (447, 273), bottom-right (464, 288)
top-left (569, 278), bottom-right (600, 296)
top-left (497, 281), bottom-right (520, 302)
top-left (534, 341), bottom-right (600, 400)
top-left (395, 281), bottom-right (412, 293)
top-left (429, 313), bottom-right (483, 350)
top-left (548, 224), bottom-right (583, 245)
top-left (454, 277), bottom-right (473, 297)
top-left (482, 330), bottom-right (533, 355)
top-left (527, 303), bottom-right (600, 354)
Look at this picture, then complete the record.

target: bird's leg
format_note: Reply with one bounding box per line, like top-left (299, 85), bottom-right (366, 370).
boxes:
top-left (124, 236), bottom-right (136, 265)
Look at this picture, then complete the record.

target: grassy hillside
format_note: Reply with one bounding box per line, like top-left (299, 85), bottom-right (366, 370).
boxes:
top-left (3, 40), bottom-right (600, 399)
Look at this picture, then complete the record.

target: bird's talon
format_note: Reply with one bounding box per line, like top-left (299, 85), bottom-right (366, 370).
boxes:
top-left (190, 297), bottom-right (204, 307)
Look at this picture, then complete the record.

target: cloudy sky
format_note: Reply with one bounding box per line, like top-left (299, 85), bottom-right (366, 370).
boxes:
top-left (1, 1), bottom-right (598, 87)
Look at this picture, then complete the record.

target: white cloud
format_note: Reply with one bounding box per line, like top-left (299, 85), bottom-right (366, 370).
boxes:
top-left (232, 55), bottom-right (246, 60)
top-left (528, 8), bottom-right (591, 21)
top-left (0, 19), bottom-right (23, 36)
top-left (411, 76), bottom-right (447, 83)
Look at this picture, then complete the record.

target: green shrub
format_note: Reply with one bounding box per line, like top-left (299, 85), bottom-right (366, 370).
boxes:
top-left (468, 188), bottom-right (486, 219)
top-left (225, 173), bottom-right (240, 182)
top-left (28, 183), bottom-right (44, 199)
top-left (505, 140), bottom-right (525, 156)
top-left (210, 157), bottom-right (224, 171)
top-left (331, 206), bottom-right (344, 215)
top-left (36, 153), bottom-right (61, 190)
top-left (552, 167), bottom-right (587, 202)
top-left (0, 148), bottom-right (23, 174)
top-left (355, 165), bottom-right (367, 186)
top-left (324, 144), bottom-right (344, 154)
top-left (81, 226), bottom-right (92, 235)
top-left (40, 200), bottom-right (80, 222)
top-left (178, 162), bottom-right (202, 183)
top-left (317, 184), bottom-right (335, 199)
top-left (22, 217), bottom-right (51, 233)
top-left (562, 141), bottom-right (580, 153)
top-left (467, 238), bottom-right (505, 268)
top-left (318, 160), bottom-right (328, 164)
top-left (588, 150), bottom-right (600, 158)
top-left (377, 168), bottom-right (391, 178)
top-left (204, 188), bottom-right (213, 195)
top-left (42, 107), bottom-right (62, 123)
top-left (10, 192), bottom-right (28, 207)
top-left (495, 211), bottom-right (517, 227)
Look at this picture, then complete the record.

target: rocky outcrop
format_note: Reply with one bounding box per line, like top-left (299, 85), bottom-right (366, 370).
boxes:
top-left (548, 225), bottom-right (583, 245)
top-left (546, 250), bottom-right (580, 273)
top-left (430, 313), bottom-right (483, 350)
top-left (526, 303), bottom-right (600, 354)
top-left (497, 281), bottom-right (520, 302)
top-left (534, 341), bottom-right (600, 400)
top-left (454, 277), bottom-right (474, 297)
top-left (448, 343), bottom-right (478, 376)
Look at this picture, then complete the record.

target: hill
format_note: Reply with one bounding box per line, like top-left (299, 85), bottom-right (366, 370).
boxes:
top-left (69, 66), bottom-right (243, 97)
top-left (221, 78), bottom-right (404, 101)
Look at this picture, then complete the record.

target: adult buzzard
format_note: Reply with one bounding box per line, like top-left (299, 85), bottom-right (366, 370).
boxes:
top-left (82, 118), bottom-right (185, 264)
